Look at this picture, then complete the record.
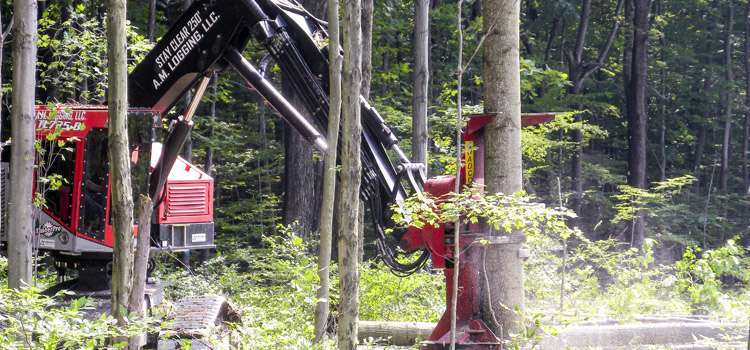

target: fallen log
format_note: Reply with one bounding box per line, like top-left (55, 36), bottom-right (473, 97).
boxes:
top-left (358, 321), bottom-right (433, 346)
top-left (358, 319), bottom-right (748, 349)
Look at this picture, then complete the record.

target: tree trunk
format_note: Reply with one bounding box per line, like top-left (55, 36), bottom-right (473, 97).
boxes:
top-left (361, 0), bottom-right (373, 99)
top-left (147, 0), bottom-right (156, 42)
top-left (720, 1), bottom-right (734, 193)
top-left (107, 0), bottom-right (134, 326)
top-left (337, 0), bottom-right (363, 347)
top-left (284, 0), bottom-right (326, 238)
top-left (744, 1), bottom-right (750, 192)
top-left (314, 0), bottom-right (342, 341)
top-left (128, 195), bottom-right (152, 316)
top-left (127, 195), bottom-right (152, 350)
top-left (205, 73), bottom-right (217, 175)
top-left (412, 0), bottom-right (429, 177)
top-left (0, 7), bottom-right (11, 256)
top-left (566, 0), bottom-right (623, 213)
top-left (625, 0), bottom-right (651, 249)
top-left (7, 0), bottom-right (37, 289)
top-left (481, 0), bottom-right (524, 340)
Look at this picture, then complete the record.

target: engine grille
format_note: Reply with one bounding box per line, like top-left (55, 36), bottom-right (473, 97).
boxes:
top-left (164, 182), bottom-right (210, 219)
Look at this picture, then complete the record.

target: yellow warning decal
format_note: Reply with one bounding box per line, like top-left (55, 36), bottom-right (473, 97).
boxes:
top-left (464, 140), bottom-right (475, 184)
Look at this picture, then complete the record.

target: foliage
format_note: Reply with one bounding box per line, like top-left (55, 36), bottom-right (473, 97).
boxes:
top-left (612, 175), bottom-right (696, 224)
top-left (35, 2), bottom-right (151, 102)
top-left (0, 287), bottom-right (150, 349)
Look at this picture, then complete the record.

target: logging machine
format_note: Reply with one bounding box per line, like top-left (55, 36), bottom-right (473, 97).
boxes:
top-left (0, 1), bottom-right (554, 348)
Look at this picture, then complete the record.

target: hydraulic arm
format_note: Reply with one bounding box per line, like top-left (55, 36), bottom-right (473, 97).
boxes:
top-left (130, 0), bottom-right (429, 273)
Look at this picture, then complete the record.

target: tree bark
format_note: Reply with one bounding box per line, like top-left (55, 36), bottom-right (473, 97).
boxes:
top-left (147, 0), bottom-right (157, 42)
top-left (284, 0), bottom-right (326, 238)
top-left (0, 7), bottom-right (13, 260)
top-left (337, 0), bottom-right (362, 347)
top-left (205, 73), bottom-right (217, 175)
top-left (744, 1), bottom-right (750, 192)
top-left (7, 0), bottom-right (37, 289)
top-left (412, 0), bottom-right (430, 177)
top-left (625, 0), bottom-right (651, 249)
top-left (361, 0), bottom-right (373, 99)
top-left (129, 195), bottom-right (152, 316)
top-left (481, 0), bottom-right (524, 340)
top-left (128, 195), bottom-right (152, 350)
top-left (314, 0), bottom-right (342, 341)
top-left (107, 0), bottom-right (134, 326)
top-left (720, 1), bottom-right (734, 193)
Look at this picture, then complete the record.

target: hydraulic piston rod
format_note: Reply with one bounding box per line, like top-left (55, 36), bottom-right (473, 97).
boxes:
top-left (225, 47), bottom-right (328, 152)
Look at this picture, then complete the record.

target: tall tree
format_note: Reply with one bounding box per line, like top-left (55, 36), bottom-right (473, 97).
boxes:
top-left (107, 0), bottom-right (134, 325)
top-left (720, 1), bottom-right (734, 193)
top-left (361, 0), bottom-right (373, 98)
top-left (625, 0), bottom-right (651, 248)
top-left (481, 0), bottom-right (524, 340)
top-left (744, 1), bottom-right (750, 191)
top-left (412, 0), bottom-right (430, 176)
top-left (147, 0), bottom-right (157, 42)
top-left (314, 0), bottom-right (342, 341)
top-left (566, 0), bottom-right (624, 212)
top-left (0, 5), bottom-right (13, 246)
top-left (337, 0), bottom-right (362, 347)
top-left (283, 0), bottom-right (326, 238)
top-left (7, 0), bottom-right (37, 289)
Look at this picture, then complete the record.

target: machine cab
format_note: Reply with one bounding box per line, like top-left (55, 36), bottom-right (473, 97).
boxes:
top-left (0, 105), bottom-right (214, 256)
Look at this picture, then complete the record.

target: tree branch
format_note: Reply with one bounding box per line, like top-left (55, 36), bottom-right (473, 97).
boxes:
top-left (573, 0), bottom-right (592, 64)
top-left (2, 16), bottom-right (13, 40)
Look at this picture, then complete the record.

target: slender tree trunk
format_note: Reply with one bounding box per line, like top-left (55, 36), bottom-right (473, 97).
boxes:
top-left (314, 0), bottom-right (342, 341)
top-left (337, 0), bottom-right (362, 347)
top-left (147, 0), bottom-right (156, 42)
top-left (107, 0), bottom-right (134, 326)
top-left (205, 73), bottom-right (217, 175)
top-left (481, 0), bottom-right (524, 340)
top-left (412, 0), bottom-right (430, 177)
top-left (744, 1), bottom-right (750, 192)
top-left (720, 1), bottom-right (734, 193)
top-left (7, 0), bottom-right (37, 289)
top-left (128, 195), bottom-right (152, 349)
top-left (361, 0), bottom-right (373, 99)
top-left (626, 0), bottom-right (651, 249)
top-left (0, 9), bottom-right (10, 250)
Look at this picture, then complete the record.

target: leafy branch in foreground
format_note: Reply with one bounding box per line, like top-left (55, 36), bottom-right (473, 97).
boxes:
top-left (392, 185), bottom-right (582, 241)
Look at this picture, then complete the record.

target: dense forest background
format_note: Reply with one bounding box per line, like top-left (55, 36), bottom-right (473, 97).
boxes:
top-left (3, 0), bottom-right (750, 348)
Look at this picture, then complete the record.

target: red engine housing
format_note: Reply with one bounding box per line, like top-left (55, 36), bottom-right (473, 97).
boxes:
top-left (1, 105), bottom-right (216, 255)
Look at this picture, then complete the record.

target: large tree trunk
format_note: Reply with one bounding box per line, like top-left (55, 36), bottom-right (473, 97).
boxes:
top-left (481, 0), bottom-right (524, 340)
top-left (412, 0), bottom-right (429, 177)
top-left (7, 0), bottom-right (37, 289)
top-left (720, 2), bottom-right (734, 193)
top-left (625, 0), bottom-right (651, 249)
top-left (337, 0), bottom-right (362, 347)
top-left (314, 0), bottom-right (342, 341)
top-left (107, 0), bottom-right (134, 327)
top-left (283, 0), bottom-right (326, 238)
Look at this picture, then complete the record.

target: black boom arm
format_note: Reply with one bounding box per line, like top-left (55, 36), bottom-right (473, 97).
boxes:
top-left (129, 0), bottom-right (429, 273)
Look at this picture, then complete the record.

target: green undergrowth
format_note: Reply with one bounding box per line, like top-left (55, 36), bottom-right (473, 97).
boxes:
top-left (2, 228), bottom-right (749, 348)
top-left (157, 227), bottom-right (444, 349)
